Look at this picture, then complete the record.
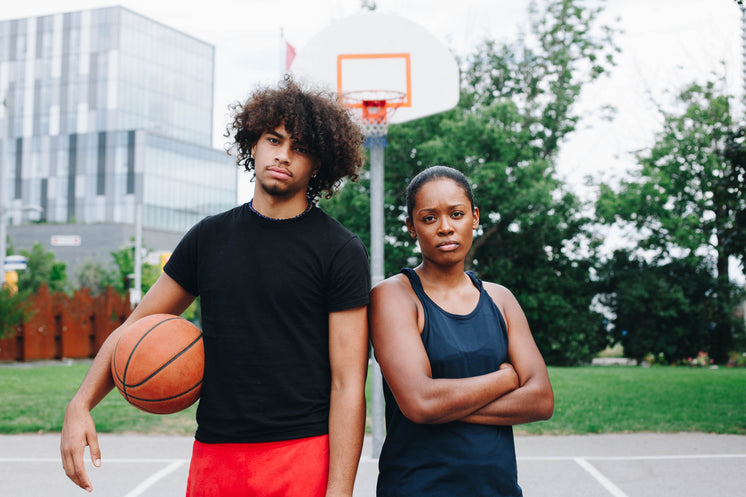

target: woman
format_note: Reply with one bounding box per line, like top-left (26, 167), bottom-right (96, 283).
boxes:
top-left (369, 165), bottom-right (554, 497)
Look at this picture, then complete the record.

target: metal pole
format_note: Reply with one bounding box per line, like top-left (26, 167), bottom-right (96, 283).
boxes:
top-left (741, 6), bottom-right (746, 102)
top-left (369, 137), bottom-right (385, 459)
top-left (0, 97), bottom-right (9, 277)
top-left (132, 202), bottom-right (143, 307)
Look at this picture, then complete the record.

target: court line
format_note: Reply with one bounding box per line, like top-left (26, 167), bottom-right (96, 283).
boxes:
top-left (0, 458), bottom-right (188, 463)
top-left (574, 457), bottom-right (630, 497)
top-left (518, 454), bottom-right (746, 461)
top-left (123, 460), bottom-right (187, 497)
top-left (5, 453), bottom-right (745, 464)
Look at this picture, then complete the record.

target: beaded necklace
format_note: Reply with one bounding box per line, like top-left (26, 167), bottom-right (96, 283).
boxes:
top-left (248, 199), bottom-right (312, 221)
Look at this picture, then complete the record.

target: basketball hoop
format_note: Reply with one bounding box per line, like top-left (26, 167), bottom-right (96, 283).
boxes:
top-left (342, 90), bottom-right (407, 147)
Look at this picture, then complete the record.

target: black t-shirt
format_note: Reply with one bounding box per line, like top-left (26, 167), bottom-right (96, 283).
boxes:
top-left (164, 203), bottom-right (370, 443)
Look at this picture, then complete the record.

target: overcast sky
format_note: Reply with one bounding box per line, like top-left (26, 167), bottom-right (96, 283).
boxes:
top-left (2, 0), bottom-right (743, 204)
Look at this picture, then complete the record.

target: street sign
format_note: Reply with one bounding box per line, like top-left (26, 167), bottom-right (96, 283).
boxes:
top-left (4, 255), bottom-right (27, 271)
top-left (51, 235), bottom-right (81, 246)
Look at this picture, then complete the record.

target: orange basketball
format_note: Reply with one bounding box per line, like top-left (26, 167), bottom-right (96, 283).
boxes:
top-left (111, 314), bottom-right (204, 414)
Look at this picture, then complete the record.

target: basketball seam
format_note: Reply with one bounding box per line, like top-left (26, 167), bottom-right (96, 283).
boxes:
top-left (124, 379), bottom-right (203, 403)
top-left (122, 333), bottom-right (202, 389)
top-left (120, 316), bottom-right (184, 399)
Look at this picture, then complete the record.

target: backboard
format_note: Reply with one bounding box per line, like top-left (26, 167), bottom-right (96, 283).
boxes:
top-left (289, 11), bottom-right (460, 125)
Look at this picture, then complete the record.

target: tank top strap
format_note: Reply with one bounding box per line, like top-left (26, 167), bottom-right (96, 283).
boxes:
top-left (400, 267), bottom-right (428, 301)
top-left (402, 268), bottom-right (484, 296)
top-left (465, 270), bottom-right (483, 292)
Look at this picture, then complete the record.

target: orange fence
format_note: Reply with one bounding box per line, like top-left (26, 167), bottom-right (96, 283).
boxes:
top-left (0, 285), bottom-right (131, 362)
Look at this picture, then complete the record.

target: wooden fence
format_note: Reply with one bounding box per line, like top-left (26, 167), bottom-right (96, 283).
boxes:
top-left (0, 284), bottom-right (131, 362)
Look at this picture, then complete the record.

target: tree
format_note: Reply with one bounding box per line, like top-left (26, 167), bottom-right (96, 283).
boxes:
top-left (16, 243), bottom-right (68, 296)
top-left (323, 0), bottom-right (619, 365)
top-left (0, 287), bottom-right (27, 339)
top-left (597, 78), bottom-right (746, 362)
top-left (75, 259), bottom-right (119, 296)
top-left (110, 243), bottom-right (160, 297)
top-left (597, 251), bottom-right (722, 363)
top-left (107, 244), bottom-right (202, 323)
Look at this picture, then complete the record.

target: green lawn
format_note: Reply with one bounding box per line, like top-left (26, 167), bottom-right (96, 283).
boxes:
top-left (519, 366), bottom-right (746, 435)
top-left (1, 362), bottom-right (744, 435)
top-left (0, 362), bottom-right (197, 435)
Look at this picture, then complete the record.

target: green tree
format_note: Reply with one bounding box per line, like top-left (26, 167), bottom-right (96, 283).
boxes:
top-left (75, 259), bottom-right (119, 296)
top-left (323, 0), bottom-right (619, 365)
top-left (0, 243), bottom-right (67, 337)
top-left (107, 244), bottom-right (202, 324)
top-left (597, 79), bottom-right (746, 362)
top-left (110, 243), bottom-right (160, 296)
top-left (16, 242), bottom-right (68, 296)
top-left (597, 251), bottom-right (721, 363)
top-left (0, 287), bottom-right (27, 339)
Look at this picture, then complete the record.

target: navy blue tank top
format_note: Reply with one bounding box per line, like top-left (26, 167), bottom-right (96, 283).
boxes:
top-left (377, 268), bottom-right (522, 497)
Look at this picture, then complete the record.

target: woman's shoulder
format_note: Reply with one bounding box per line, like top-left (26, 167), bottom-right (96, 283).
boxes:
top-left (481, 280), bottom-right (520, 311)
top-left (481, 280), bottom-right (512, 296)
top-left (372, 272), bottom-right (412, 297)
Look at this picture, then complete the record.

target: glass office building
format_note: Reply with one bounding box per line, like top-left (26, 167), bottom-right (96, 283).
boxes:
top-left (0, 6), bottom-right (236, 235)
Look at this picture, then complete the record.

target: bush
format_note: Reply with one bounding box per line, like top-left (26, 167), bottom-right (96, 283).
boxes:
top-left (727, 351), bottom-right (746, 367)
top-left (597, 252), bottom-right (729, 364)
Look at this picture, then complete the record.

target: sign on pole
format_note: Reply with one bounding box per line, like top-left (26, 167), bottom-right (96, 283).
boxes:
top-left (51, 235), bottom-right (81, 246)
top-left (3, 255), bottom-right (27, 271)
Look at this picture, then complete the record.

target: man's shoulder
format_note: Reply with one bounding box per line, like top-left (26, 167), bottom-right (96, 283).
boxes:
top-left (311, 207), bottom-right (359, 240)
top-left (196, 204), bottom-right (247, 229)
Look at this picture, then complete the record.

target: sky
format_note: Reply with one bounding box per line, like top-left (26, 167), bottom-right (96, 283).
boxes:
top-left (1, 0), bottom-right (743, 205)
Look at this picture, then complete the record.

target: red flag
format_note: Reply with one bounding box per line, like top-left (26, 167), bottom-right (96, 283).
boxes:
top-left (285, 42), bottom-right (296, 71)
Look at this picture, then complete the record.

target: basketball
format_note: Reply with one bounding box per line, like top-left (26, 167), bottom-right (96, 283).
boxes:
top-left (111, 313), bottom-right (204, 414)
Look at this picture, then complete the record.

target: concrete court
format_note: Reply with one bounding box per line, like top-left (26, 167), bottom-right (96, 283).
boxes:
top-left (1, 432), bottom-right (744, 496)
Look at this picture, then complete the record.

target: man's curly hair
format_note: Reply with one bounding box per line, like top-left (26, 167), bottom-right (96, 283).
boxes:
top-left (226, 76), bottom-right (364, 203)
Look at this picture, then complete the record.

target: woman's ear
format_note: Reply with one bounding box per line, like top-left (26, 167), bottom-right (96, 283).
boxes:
top-left (405, 218), bottom-right (417, 239)
top-left (472, 206), bottom-right (480, 229)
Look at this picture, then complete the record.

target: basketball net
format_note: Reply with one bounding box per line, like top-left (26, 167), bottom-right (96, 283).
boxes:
top-left (342, 90), bottom-right (406, 148)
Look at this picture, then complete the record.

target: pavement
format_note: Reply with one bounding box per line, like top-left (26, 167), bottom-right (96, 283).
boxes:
top-left (1, 432), bottom-right (744, 496)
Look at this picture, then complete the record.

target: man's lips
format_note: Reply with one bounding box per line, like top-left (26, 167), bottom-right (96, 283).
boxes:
top-left (267, 166), bottom-right (291, 180)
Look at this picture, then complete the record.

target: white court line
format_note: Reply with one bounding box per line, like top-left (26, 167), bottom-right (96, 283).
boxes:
top-left (123, 460), bottom-right (187, 497)
top-left (518, 454), bottom-right (746, 461)
top-left (574, 457), bottom-right (630, 497)
top-left (5, 454), bottom-right (745, 464)
top-left (0, 458), bottom-right (187, 463)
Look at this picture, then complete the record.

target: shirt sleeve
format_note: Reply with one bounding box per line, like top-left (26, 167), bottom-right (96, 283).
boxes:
top-left (163, 220), bottom-right (201, 297)
top-left (326, 235), bottom-right (370, 312)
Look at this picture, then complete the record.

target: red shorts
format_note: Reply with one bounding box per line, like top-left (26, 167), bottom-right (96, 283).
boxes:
top-left (186, 434), bottom-right (329, 497)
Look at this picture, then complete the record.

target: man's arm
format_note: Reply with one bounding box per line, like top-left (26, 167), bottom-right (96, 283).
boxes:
top-left (325, 305), bottom-right (369, 497)
top-left (60, 273), bottom-right (195, 492)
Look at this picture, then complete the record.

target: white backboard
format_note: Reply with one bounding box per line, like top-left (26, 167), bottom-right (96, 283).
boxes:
top-left (290, 11), bottom-right (460, 124)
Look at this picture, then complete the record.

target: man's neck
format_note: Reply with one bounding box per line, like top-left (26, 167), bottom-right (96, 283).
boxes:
top-left (250, 192), bottom-right (310, 220)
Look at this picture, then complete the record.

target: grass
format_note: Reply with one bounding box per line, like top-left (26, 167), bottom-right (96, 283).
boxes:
top-left (0, 362), bottom-right (197, 435)
top-left (517, 366), bottom-right (746, 435)
top-left (1, 362), bottom-right (744, 435)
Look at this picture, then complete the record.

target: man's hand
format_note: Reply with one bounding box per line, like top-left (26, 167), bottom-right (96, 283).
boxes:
top-left (60, 403), bottom-right (101, 492)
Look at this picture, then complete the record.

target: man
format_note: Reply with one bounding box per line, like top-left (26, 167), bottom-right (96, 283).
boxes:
top-left (61, 77), bottom-right (371, 496)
